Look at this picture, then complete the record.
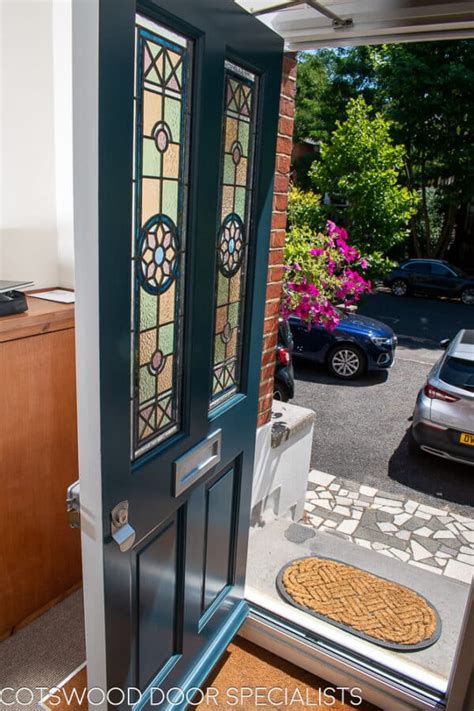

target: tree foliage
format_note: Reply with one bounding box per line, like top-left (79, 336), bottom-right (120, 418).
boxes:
top-left (295, 42), bottom-right (474, 260)
top-left (310, 97), bottom-right (419, 256)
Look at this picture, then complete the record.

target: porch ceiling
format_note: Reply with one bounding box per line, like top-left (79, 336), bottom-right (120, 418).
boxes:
top-left (235, 1), bottom-right (474, 49)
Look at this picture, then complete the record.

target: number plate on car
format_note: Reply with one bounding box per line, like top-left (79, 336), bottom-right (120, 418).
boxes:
top-left (459, 432), bottom-right (474, 446)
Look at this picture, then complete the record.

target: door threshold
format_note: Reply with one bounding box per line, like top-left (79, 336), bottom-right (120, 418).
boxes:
top-left (242, 595), bottom-right (446, 711)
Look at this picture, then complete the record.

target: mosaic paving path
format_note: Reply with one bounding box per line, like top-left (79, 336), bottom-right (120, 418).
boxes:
top-left (303, 470), bottom-right (474, 584)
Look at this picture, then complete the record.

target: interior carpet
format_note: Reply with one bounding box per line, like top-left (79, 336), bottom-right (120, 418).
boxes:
top-left (277, 556), bottom-right (441, 651)
top-left (198, 637), bottom-right (379, 710)
top-left (43, 639), bottom-right (380, 711)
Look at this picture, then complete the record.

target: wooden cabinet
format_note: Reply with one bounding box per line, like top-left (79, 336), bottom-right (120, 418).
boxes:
top-left (0, 296), bottom-right (82, 640)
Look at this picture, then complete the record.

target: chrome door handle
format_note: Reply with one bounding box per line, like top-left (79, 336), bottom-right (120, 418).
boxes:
top-left (66, 480), bottom-right (81, 529)
top-left (111, 500), bottom-right (136, 552)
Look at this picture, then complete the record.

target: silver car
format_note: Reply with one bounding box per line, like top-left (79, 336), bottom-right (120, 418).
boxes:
top-left (412, 329), bottom-right (474, 466)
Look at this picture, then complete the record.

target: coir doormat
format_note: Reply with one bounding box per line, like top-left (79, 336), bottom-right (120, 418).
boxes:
top-left (276, 557), bottom-right (441, 651)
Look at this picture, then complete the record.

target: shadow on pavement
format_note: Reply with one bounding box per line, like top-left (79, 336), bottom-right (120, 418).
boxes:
top-left (388, 427), bottom-right (474, 508)
top-left (293, 360), bottom-right (389, 388)
top-left (358, 291), bottom-right (474, 345)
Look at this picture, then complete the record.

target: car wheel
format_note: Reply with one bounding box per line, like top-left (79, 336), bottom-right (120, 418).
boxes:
top-left (461, 287), bottom-right (474, 305)
top-left (327, 345), bottom-right (365, 380)
top-left (273, 381), bottom-right (290, 402)
top-left (391, 279), bottom-right (408, 297)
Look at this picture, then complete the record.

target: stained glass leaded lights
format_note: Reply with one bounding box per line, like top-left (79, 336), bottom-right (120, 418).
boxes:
top-left (131, 16), bottom-right (192, 458)
top-left (210, 62), bottom-right (258, 409)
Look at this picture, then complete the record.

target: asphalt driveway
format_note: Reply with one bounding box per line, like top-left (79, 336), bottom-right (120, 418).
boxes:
top-left (292, 291), bottom-right (474, 518)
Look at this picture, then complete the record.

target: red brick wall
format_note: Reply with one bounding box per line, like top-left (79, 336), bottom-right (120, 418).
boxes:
top-left (257, 53), bottom-right (297, 428)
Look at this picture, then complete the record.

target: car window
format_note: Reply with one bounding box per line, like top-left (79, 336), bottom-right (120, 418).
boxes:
top-left (404, 262), bottom-right (430, 275)
top-left (439, 357), bottom-right (474, 391)
top-left (430, 263), bottom-right (452, 277)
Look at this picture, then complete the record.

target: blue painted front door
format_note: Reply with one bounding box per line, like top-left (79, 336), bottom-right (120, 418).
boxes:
top-left (75, 0), bottom-right (283, 708)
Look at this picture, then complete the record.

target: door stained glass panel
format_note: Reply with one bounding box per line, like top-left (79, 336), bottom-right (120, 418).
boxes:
top-left (131, 15), bottom-right (192, 458)
top-left (210, 62), bottom-right (258, 409)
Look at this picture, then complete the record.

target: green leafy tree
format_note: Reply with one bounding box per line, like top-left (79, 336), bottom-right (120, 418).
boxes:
top-left (295, 48), bottom-right (380, 145)
top-left (371, 41), bottom-right (474, 258)
top-left (295, 43), bottom-right (474, 260)
top-left (310, 97), bottom-right (419, 258)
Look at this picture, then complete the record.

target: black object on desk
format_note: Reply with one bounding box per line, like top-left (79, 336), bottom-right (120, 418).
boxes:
top-left (0, 280), bottom-right (33, 317)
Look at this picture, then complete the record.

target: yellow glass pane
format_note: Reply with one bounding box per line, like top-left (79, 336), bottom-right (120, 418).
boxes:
top-left (141, 178), bottom-right (161, 223)
top-left (163, 142), bottom-right (180, 179)
top-left (139, 329), bottom-right (156, 365)
top-left (225, 117), bottom-right (238, 151)
top-left (222, 185), bottom-right (234, 218)
top-left (236, 157), bottom-right (248, 187)
top-left (215, 306), bottom-right (228, 333)
top-left (158, 356), bottom-right (173, 391)
top-left (143, 90), bottom-right (163, 137)
top-left (159, 282), bottom-right (175, 324)
top-left (226, 329), bottom-right (237, 357)
top-left (229, 274), bottom-right (241, 301)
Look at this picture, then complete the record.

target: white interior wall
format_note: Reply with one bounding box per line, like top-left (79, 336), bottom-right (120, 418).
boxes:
top-left (0, 0), bottom-right (74, 290)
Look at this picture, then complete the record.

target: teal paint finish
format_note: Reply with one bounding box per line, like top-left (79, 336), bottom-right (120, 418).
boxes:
top-left (94, 0), bottom-right (283, 705)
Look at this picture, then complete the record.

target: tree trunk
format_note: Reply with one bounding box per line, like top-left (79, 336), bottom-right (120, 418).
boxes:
top-left (420, 180), bottom-right (432, 257)
top-left (405, 154), bottom-right (421, 257)
top-left (435, 202), bottom-right (457, 259)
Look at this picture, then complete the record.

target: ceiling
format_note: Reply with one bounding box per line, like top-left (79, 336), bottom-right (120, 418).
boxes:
top-left (236, 1), bottom-right (474, 49)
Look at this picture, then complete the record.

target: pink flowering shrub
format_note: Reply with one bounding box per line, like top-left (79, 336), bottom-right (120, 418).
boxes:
top-left (282, 220), bottom-right (371, 332)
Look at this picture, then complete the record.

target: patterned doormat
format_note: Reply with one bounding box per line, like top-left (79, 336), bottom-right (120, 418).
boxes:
top-left (277, 557), bottom-right (441, 651)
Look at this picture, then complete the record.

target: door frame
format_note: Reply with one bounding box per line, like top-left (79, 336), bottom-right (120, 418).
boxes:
top-left (71, 1), bottom-right (473, 709)
top-left (72, 0), bottom-right (282, 705)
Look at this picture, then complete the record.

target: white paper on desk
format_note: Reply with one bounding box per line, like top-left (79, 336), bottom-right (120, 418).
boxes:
top-left (29, 289), bottom-right (75, 304)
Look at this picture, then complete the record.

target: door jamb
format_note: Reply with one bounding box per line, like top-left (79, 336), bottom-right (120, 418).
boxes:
top-left (72, 0), bottom-right (107, 704)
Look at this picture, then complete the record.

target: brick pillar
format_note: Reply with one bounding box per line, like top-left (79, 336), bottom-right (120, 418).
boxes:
top-left (256, 52), bottom-right (296, 428)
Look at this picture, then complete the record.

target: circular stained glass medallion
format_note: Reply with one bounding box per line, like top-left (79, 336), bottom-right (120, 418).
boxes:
top-left (152, 121), bottom-right (171, 153)
top-left (148, 349), bottom-right (165, 376)
top-left (230, 140), bottom-right (243, 165)
top-left (138, 214), bottom-right (179, 295)
top-left (221, 322), bottom-right (233, 344)
top-left (218, 213), bottom-right (245, 278)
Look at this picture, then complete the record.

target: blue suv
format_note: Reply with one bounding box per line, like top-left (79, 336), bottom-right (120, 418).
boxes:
top-left (289, 310), bottom-right (397, 380)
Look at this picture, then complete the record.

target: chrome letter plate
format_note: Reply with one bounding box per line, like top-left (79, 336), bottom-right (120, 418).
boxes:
top-left (173, 430), bottom-right (221, 497)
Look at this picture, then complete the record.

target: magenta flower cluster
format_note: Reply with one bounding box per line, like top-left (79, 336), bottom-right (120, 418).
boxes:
top-left (282, 221), bottom-right (371, 332)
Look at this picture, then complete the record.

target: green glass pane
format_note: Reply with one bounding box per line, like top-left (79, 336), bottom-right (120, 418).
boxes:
top-left (146, 67), bottom-right (160, 85)
top-left (228, 301), bottom-right (239, 328)
top-left (223, 154), bottom-right (235, 185)
top-left (234, 187), bottom-right (246, 219)
top-left (159, 322), bottom-right (174, 356)
top-left (143, 137), bottom-right (161, 177)
top-left (162, 180), bottom-right (178, 222)
top-left (140, 288), bottom-right (157, 331)
top-left (139, 365), bottom-right (156, 403)
top-left (217, 272), bottom-right (228, 306)
top-left (214, 335), bottom-right (225, 364)
top-left (164, 97), bottom-right (181, 142)
top-left (239, 121), bottom-right (250, 155)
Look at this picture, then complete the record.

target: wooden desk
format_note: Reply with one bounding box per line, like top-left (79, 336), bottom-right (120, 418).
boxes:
top-left (0, 296), bottom-right (82, 639)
